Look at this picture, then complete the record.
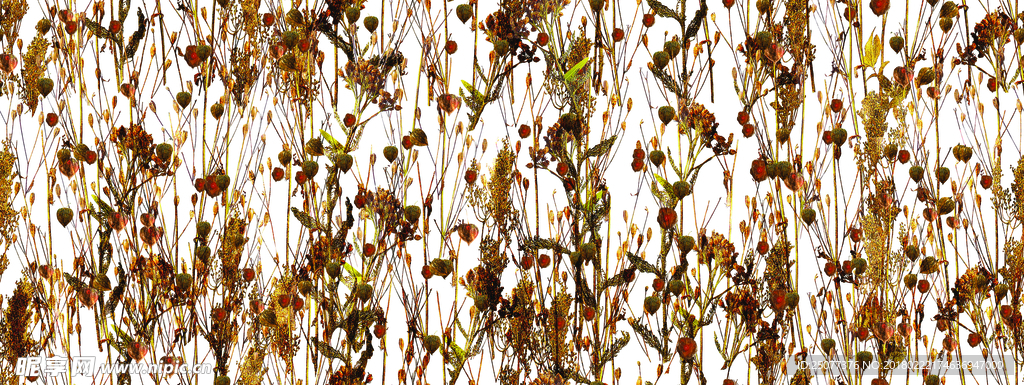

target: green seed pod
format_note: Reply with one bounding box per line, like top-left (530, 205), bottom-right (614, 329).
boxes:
top-left (493, 40), bottom-right (509, 56)
top-left (681, 235), bottom-right (695, 255)
top-left (405, 205), bottom-right (421, 223)
top-left (756, 0), bottom-right (771, 14)
top-left (884, 143), bottom-right (899, 160)
top-left (936, 167), bottom-right (950, 183)
top-left (672, 181), bottom-right (691, 198)
top-left (775, 161), bottom-right (792, 178)
top-left (832, 128), bottom-right (848, 146)
top-left (569, 251), bottom-right (582, 266)
top-left (474, 294), bottom-right (489, 310)
top-left (668, 280), bottom-right (683, 295)
top-left (175, 273), bottom-right (193, 290)
top-left (210, 103), bottom-right (225, 120)
top-left (658, 106), bottom-right (676, 124)
top-left (36, 19), bottom-right (51, 34)
top-left (925, 375), bottom-right (940, 385)
top-left (298, 280), bottom-right (314, 296)
top-left (994, 283), bottom-right (1008, 301)
top-left (917, 67), bottom-right (935, 86)
top-left (338, 153), bottom-right (353, 173)
top-left (909, 166), bottom-right (924, 182)
top-left (424, 335), bottom-right (441, 354)
top-left (214, 175), bottom-right (230, 190)
top-left (156, 143), bottom-right (173, 162)
top-left (456, 4), bottom-right (473, 23)
top-left (38, 78), bottom-right (54, 97)
top-left (649, 150), bottom-right (665, 167)
top-left (345, 7), bottom-right (360, 24)
top-left (363, 16), bottom-right (379, 32)
top-left (590, 0), bottom-right (605, 11)
top-left (355, 283), bottom-right (373, 302)
top-left (939, 17), bottom-right (953, 33)
top-left (196, 245), bottom-right (211, 263)
top-left (821, 338), bottom-right (836, 354)
top-left (855, 351), bottom-right (873, 365)
top-left (754, 31), bottom-right (773, 49)
top-left (196, 45), bottom-right (212, 61)
top-left (383, 146), bottom-right (398, 163)
top-left (214, 375), bottom-right (231, 385)
top-left (93, 275), bottom-right (112, 291)
top-left (74, 144), bottom-right (89, 161)
top-left (785, 292), bottom-right (799, 308)
top-left (581, 242), bottom-right (597, 259)
top-left (937, 197), bottom-right (955, 215)
top-left (889, 35), bottom-right (904, 53)
top-left (904, 273), bottom-right (918, 288)
top-left (305, 138), bottom-right (324, 156)
top-left (644, 296), bottom-right (661, 314)
top-left (196, 221), bottom-right (212, 238)
top-left (278, 150), bottom-right (292, 165)
top-left (801, 208), bottom-right (816, 225)
top-left (939, 1), bottom-right (957, 18)
top-left (326, 262), bottom-right (341, 278)
top-left (260, 309), bottom-right (277, 326)
top-left (852, 257), bottom-right (867, 274)
top-left (176, 91), bottom-right (191, 108)
top-left (283, 31), bottom-right (300, 49)
top-left (286, 9), bottom-right (304, 26)
top-left (301, 160), bottom-right (319, 178)
top-left (652, 51), bottom-right (670, 69)
top-left (57, 148), bottom-right (71, 162)
top-left (431, 258), bottom-right (454, 277)
top-left (765, 161), bottom-right (778, 179)
top-left (664, 40), bottom-right (681, 58)
top-left (57, 207), bottom-right (73, 227)
top-left (920, 256), bottom-right (938, 274)
top-left (905, 245), bottom-right (919, 261)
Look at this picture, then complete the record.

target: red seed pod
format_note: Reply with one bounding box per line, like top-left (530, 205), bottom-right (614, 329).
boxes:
top-left (242, 268), bottom-right (256, 282)
top-left (354, 193), bottom-right (366, 208)
top-left (344, 113), bottom-right (357, 127)
top-left (539, 254), bottom-right (551, 268)
top-left (988, 78), bottom-right (998, 92)
top-left (518, 124), bottom-right (531, 138)
top-left (556, 162), bottom-right (568, 176)
top-left (421, 265), bottom-right (433, 279)
top-left (521, 255), bottom-right (533, 269)
top-left (612, 28), bottom-right (624, 42)
top-left (445, 40), bottom-right (458, 54)
top-left (737, 111), bottom-right (749, 124)
top-left (292, 296), bottom-right (305, 310)
top-left (295, 171), bottom-right (307, 184)
top-left (723, 0), bottom-right (735, 8)
top-left (750, 159), bottom-right (768, 182)
top-left (869, 0), bottom-right (890, 16)
top-left (642, 14), bottom-right (655, 27)
top-left (652, 278), bottom-right (665, 292)
top-left (657, 207), bottom-right (677, 229)
top-left (830, 99), bottom-right (843, 113)
top-left (824, 261), bottom-right (837, 276)
top-left (263, 13), bottom-right (275, 26)
top-left (631, 158), bottom-right (643, 172)
top-left (757, 241), bottom-right (769, 255)
top-left (194, 178), bottom-right (206, 192)
top-left (374, 324), bottom-right (386, 338)
top-left (537, 32), bottom-right (549, 46)
top-left (465, 169), bottom-right (478, 184)
top-left (676, 337), bottom-right (698, 359)
top-left (278, 294), bottom-right (291, 308)
top-left (917, 279), bottom-right (930, 293)
top-left (898, 149), bottom-right (910, 164)
top-left (770, 289), bottom-right (787, 310)
top-left (46, 113), bottom-right (59, 127)
top-left (402, 135), bottom-right (413, 149)
top-left (272, 167), bottom-right (284, 181)
top-left (967, 333), bottom-right (982, 347)
top-left (742, 123), bottom-right (755, 138)
top-left (981, 175), bottom-right (993, 189)
top-left (583, 306), bottom-right (596, 320)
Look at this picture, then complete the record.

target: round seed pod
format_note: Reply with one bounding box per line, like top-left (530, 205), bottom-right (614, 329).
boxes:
top-left (424, 335), bottom-right (441, 354)
top-left (196, 245), bottom-right (211, 263)
top-left (680, 235), bottom-right (695, 255)
top-left (904, 273), bottom-right (918, 288)
top-left (658, 106), bottom-right (676, 124)
top-left (345, 7), bottom-right (360, 24)
top-left (831, 128), bottom-right (848, 146)
top-left (889, 35), bottom-right (904, 53)
top-left (338, 153), bottom-right (353, 173)
top-left (937, 197), bottom-right (954, 215)
top-left (939, 17), bottom-right (953, 33)
top-left (404, 205), bottom-right (421, 223)
top-left (383, 146), bottom-right (398, 163)
top-left (156, 143), bottom-right (173, 162)
top-left (176, 91), bottom-right (191, 108)
top-left (283, 31), bottom-right (300, 49)
top-left (298, 280), bottom-right (314, 296)
top-left (214, 376), bottom-right (231, 385)
top-left (917, 67), bottom-right (935, 86)
top-left (493, 40), bottom-right (509, 56)
top-left (175, 273), bottom-right (193, 290)
top-left (214, 175), bottom-right (230, 191)
top-left (305, 138), bottom-right (324, 156)
top-left (672, 181), bottom-right (691, 198)
top-left (326, 262), bottom-right (341, 278)
top-left (936, 167), bottom-right (950, 183)
top-left (355, 283), bottom-right (373, 302)
top-left (210, 103), bottom-right (225, 120)
top-left (652, 51), bottom-right (670, 69)
top-left (664, 40), bottom-right (681, 58)
top-left (278, 150), bottom-right (292, 165)
top-left (657, 208), bottom-right (677, 229)
top-left (36, 19), bottom-right (52, 34)
top-left (821, 338), bottom-right (836, 355)
top-left (939, 1), bottom-right (957, 17)
top-left (801, 208), bottom-right (816, 224)
top-left (196, 45), bottom-right (212, 61)
top-left (581, 242), bottom-right (597, 260)
top-left (852, 257), bottom-right (867, 274)
top-left (994, 283), bottom-right (1008, 301)
top-left (286, 9), bottom-right (303, 26)
top-left (57, 148), bottom-right (71, 162)
top-left (905, 245), bottom-right (919, 261)
top-left (57, 207), bottom-right (73, 227)
top-left (474, 294), bottom-right (489, 310)
top-left (925, 375), bottom-right (939, 385)
top-left (775, 161), bottom-right (792, 178)
top-left (785, 292), bottom-right (799, 308)
top-left (920, 256), bottom-right (938, 274)
top-left (667, 280), bottom-right (683, 295)
top-left (644, 296), bottom-right (661, 314)
top-left (196, 221), bottom-right (211, 238)
top-left (855, 351), bottom-right (873, 366)
top-left (364, 16), bottom-right (379, 32)
top-left (456, 4), bottom-right (473, 23)
top-left (676, 337), bottom-right (697, 360)
top-left (909, 166), bottom-right (924, 182)
top-left (301, 160), bottom-right (319, 178)
top-left (884, 143), bottom-right (898, 160)
top-left (37, 78), bottom-right (54, 97)
top-left (260, 309), bottom-right (277, 326)
top-left (649, 150), bottom-right (665, 167)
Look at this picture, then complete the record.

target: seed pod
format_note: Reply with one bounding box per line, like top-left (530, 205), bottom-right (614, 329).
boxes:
top-left (765, 162), bottom-right (778, 179)
top-left (355, 283), bottom-right (373, 302)
top-left (581, 243), bottom-right (597, 260)
top-left (210, 103), bottom-right (225, 120)
top-left (196, 245), bottom-right (211, 263)
top-left (283, 31), bottom-right (300, 49)
top-left (889, 36), bottom-right (904, 53)
top-left (410, 129), bottom-right (429, 146)
top-left (364, 16), bottom-right (379, 32)
top-left (994, 283), bottom-right (1008, 301)
top-left (305, 138), bottom-right (324, 156)
top-left (649, 150), bottom-right (665, 167)
top-left (785, 292), bottom-right (799, 308)
top-left (939, 1), bottom-right (956, 17)
top-left (175, 273), bottom-right (193, 290)
top-left (904, 273), bottom-right (917, 288)
top-left (214, 376), bottom-right (230, 385)
top-left (296, 161), bottom-right (317, 179)
top-left (260, 309), bottom-right (277, 326)
top-left (869, 0), bottom-right (890, 15)
top-left (196, 45), bottom-right (212, 61)
top-left (939, 17), bottom-right (953, 33)
top-left (345, 6), bottom-right (360, 24)
top-left (657, 207), bottom-right (677, 229)
top-left (57, 207), bottom-right (73, 227)
top-left (750, 159), bottom-right (768, 182)
top-left (493, 39), bottom-right (509, 56)
top-left (672, 181), bottom-right (691, 198)
top-left (405, 205), bottom-right (421, 223)
top-left (917, 67), bottom-right (935, 86)
top-left (642, 14), bottom-right (655, 27)
top-left (474, 294), bottom-right (489, 310)
top-left (831, 128), bottom-right (848, 146)
top-left (176, 92), bottom-right (191, 108)
top-left (856, 351), bottom-right (873, 366)
top-left (456, 4), bottom-right (473, 23)
top-left (667, 280), bottom-right (683, 295)
top-left (909, 166), bottom-right (924, 182)
top-left (215, 175), bottom-right (230, 191)
top-left (680, 235), bottom-right (695, 255)
top-left (658, 106), bottom-right (675, 124)
top-left (424, 335), bottom-right (441, 354)
top-left (925, 375), bottom-right (939, 385)
top-left (920, 256), bottom-right (938, 274)
top-left (936, 167), bottom-right (950, 183)
top-left (905, 245), bottom-right (919, 261)
top-left (937, 197), bottom-right (954, 215)
top-left (644, 296), bottom-right (661, 314)
top-left (775, 161), bottom-right (792, 178)
top-left (884, 143), bottom-right (898, 160)
top-left (852, 257), bottom-right (867, 274)
top-left (156, 143), bottom-right (173, 162)
top-left (664, 40), bottom-right (681, 58)
top-left (196, 221), bottom-right (211, 238)
top-left (652, 51), bottom-right (670, 69)
top-left (38, 78), bottom-right (54, 97)
top-left (821, 338), bottom-right (836, 354)
top-left (383, 146), bottom-right (398, 163)
top-left (286, 9), bottom-right (303, 26)
top-left (338, 153), bottom-right (353, 173)
top-left (801, 208), bottom-right (816, 225)
top-left (326, 262), bottom-right (341, 278)
top-left (676, 337), bottom-right (697, 359)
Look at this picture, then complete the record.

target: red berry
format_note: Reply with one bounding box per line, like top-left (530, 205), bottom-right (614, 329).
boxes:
top-left (830, 99), bottom-right (843, 113)
top-left (539, 254), bottom-right (551, 268)
top-left (263, 13), bottom-right (275, 26)
top-left (612, 28), bottom-right (624, 42)
top-left (657, 208), bottom-right (677, 229)
top-left (742, 123), bottom-right (755, 138)
top-left (537, 32), bottom-right (549, 46)
top-left (518, 124), bottom-right (531, 138)
top-left (445, 40), bottom-right (458, 54)
top-left (988, 78), bottom-right (998, 92)
top-left (652, 278), bottom-right (665, 292)
top-left (642, 14), bottom-right (655, 27)
top-left (898, 149), bottom-right (910, 164)
top-left (981, 175), bottom-right (993, 189)
top-left (465, 169), bottom-right (478, 184)
top-left (46, 113), bottom-right (58, 127)
top-left (272, 167), bottom-right (284, 181)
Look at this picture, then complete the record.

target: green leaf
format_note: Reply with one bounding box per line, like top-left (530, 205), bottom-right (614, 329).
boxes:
top-left (320, 129), bottom-right (342, 149)
top-left (647, 0), bottom-right (679, 21)
top-left (564, 57), bottom-right (591, 82)
top-left (627, 252), bottom-right (663, 276)
top-left (311, 337), bottom-right (345, 359)
top-left (583, 134), bottom-right (617, 159)
top-left (342, 262), bottom-right (363, 282)
top-left (291, 207), bottom-right (321, 231)
top-left (863, 34), bottom-right (881, 68)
